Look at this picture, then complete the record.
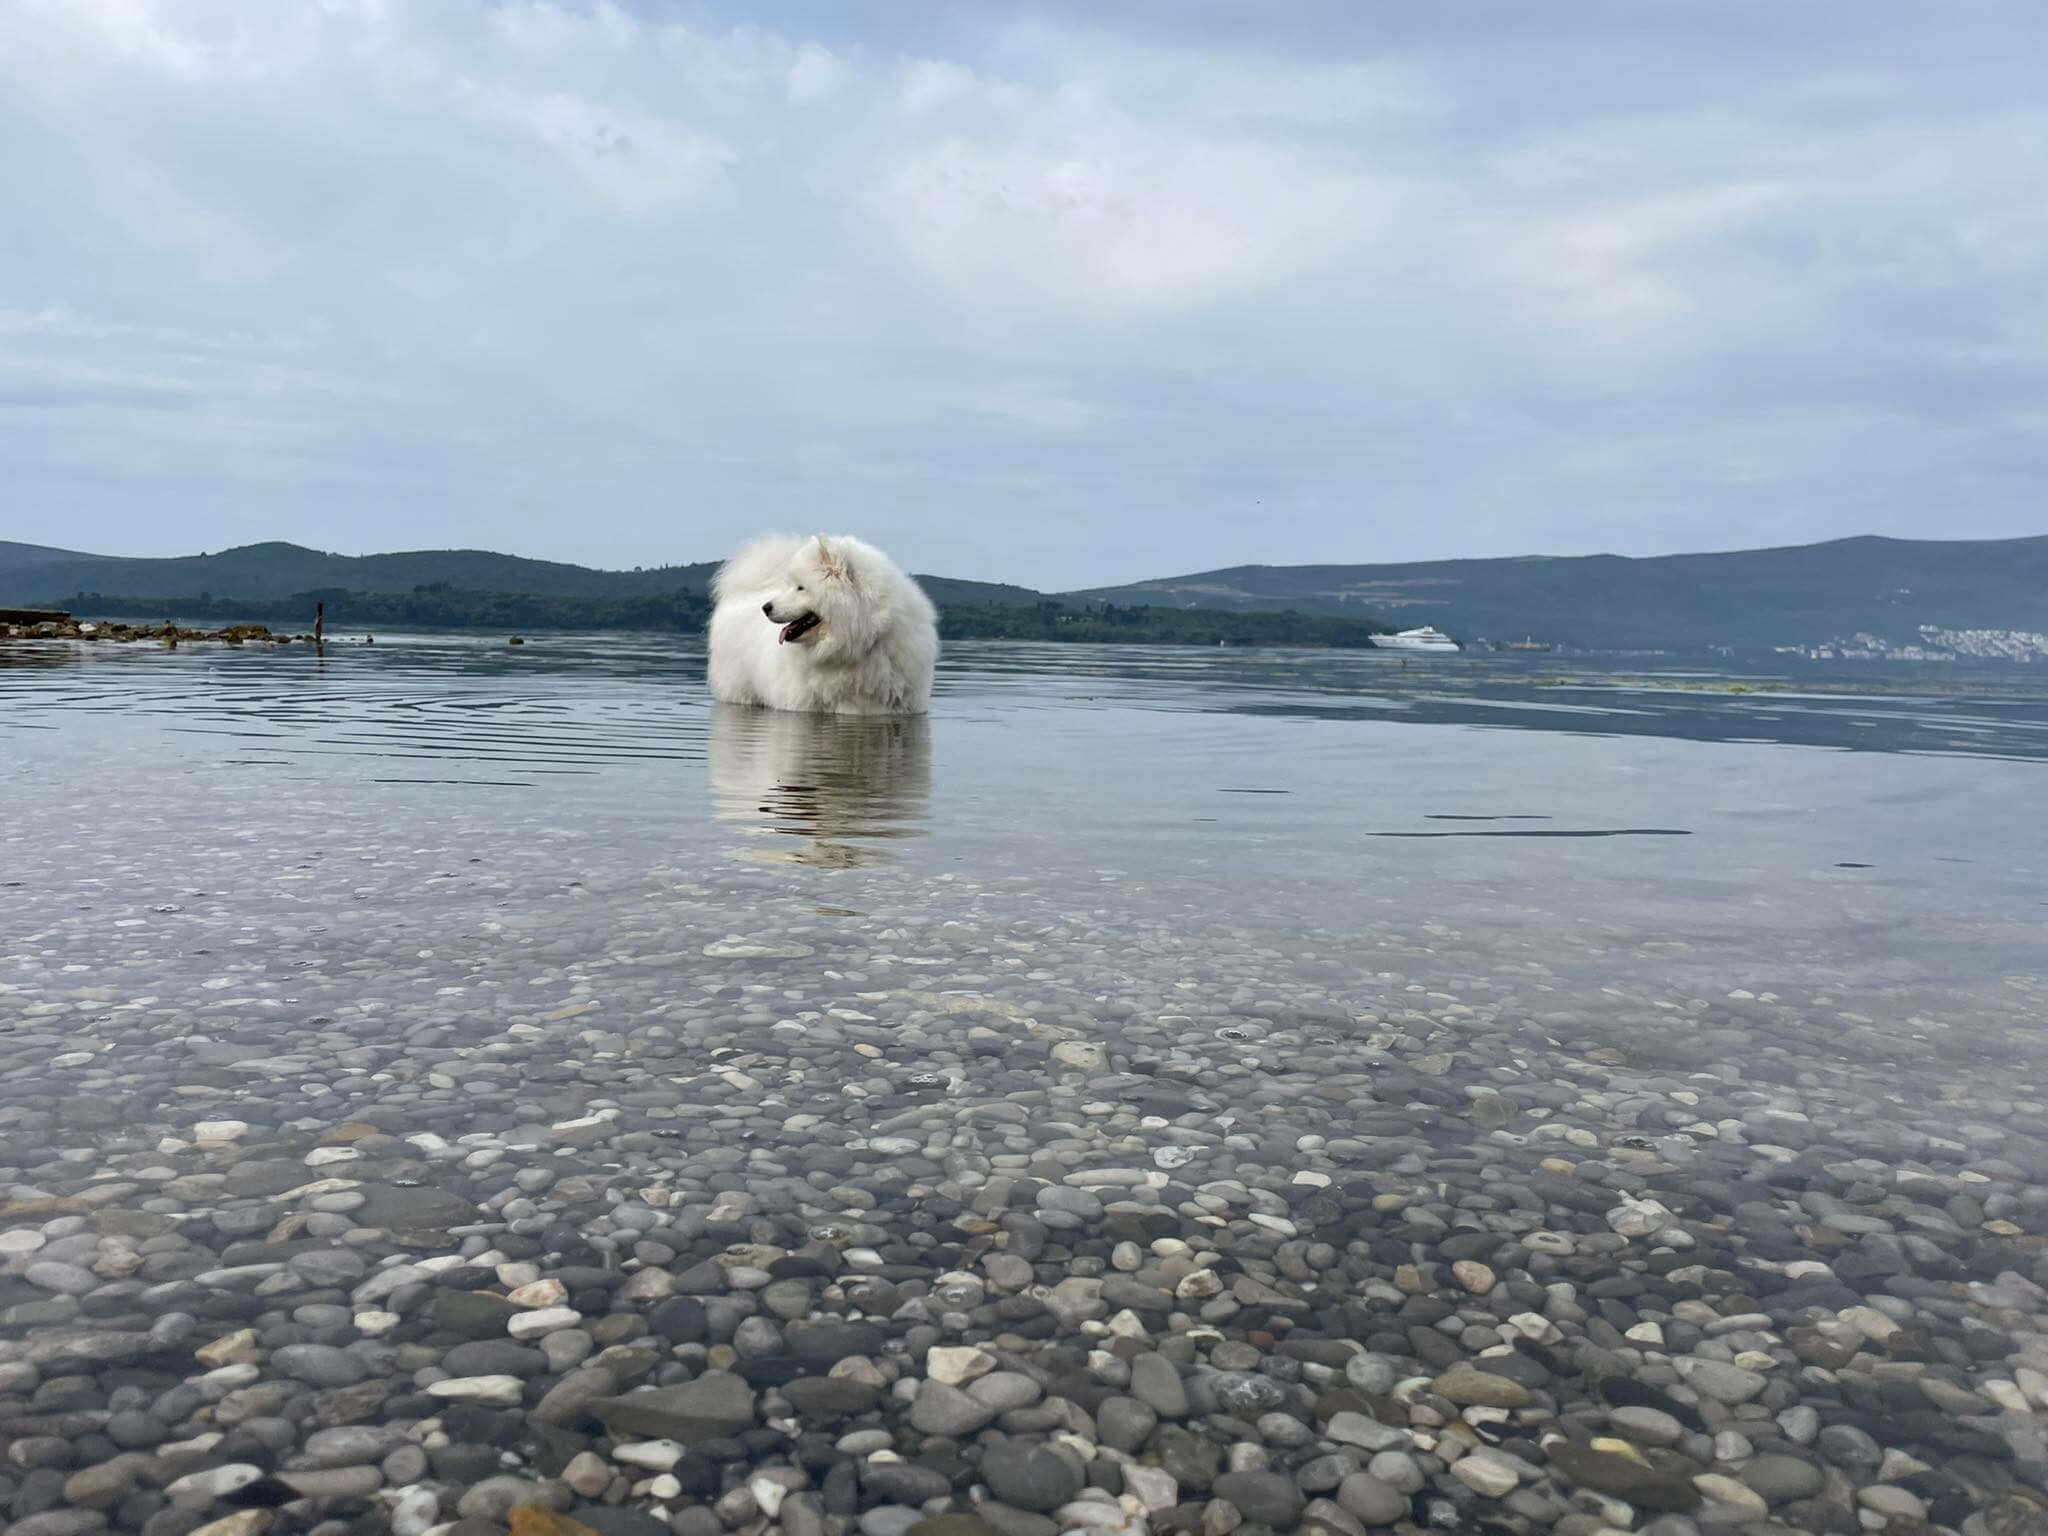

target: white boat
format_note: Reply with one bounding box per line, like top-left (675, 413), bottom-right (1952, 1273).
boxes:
top-left (1370, 625), bottom-right (1460, 653)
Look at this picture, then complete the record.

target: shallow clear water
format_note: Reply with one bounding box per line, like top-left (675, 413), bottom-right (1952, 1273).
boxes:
top-left (6, 635), bottom-right (2043, 1018)
top-left (6, 632), bottom-right (2045, 1113)
top-left (7, 632), bottom-right (2048, 1528)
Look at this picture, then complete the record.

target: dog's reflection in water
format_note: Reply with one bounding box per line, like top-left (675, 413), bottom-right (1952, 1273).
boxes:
top-left (708, 704), bottom-right (931, 867)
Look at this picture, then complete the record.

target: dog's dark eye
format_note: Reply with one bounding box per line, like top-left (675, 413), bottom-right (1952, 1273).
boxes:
top-left (796, 584), bottom-right (805, 591)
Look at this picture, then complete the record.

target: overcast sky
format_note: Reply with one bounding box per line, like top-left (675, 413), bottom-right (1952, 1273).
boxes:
top-left (4, 1), bottom-right (2044, 588)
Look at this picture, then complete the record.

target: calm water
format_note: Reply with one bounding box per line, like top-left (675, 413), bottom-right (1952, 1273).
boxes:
top-left (8, 633), bottom-right (2048, 1528)
top-left (4, 633), bottom-right (2042, 1030)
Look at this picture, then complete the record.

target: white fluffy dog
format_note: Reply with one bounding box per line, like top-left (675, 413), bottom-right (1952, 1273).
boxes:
top-left (706, 534), bottom-right (939, 715)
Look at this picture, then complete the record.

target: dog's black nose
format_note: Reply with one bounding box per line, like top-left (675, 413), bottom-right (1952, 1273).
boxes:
top-left (762, 601), bottom-right (774, 617)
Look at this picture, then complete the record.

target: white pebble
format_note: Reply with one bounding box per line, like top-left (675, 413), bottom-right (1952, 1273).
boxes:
top-left (507, 1306), bottom-right (581, 1339)
top-left (614, 1440), bottom-right (685, 1471)
top-left (425, 1375), bottom-right (524, 1405)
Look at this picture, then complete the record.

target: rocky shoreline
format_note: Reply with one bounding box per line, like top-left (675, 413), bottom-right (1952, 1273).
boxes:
top-left (7, 956), bottom-right (2048, 1536)
top-left (0, 615), bottom-right (317, 646)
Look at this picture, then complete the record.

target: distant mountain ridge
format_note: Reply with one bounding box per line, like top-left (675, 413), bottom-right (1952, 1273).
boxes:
top-left (0, 539), bottom-right (718, 602)
top-left (1075, 534), bottom-right (2048, 649)
top-left (0, 539), bottom-right (1044, 613)
top-left (0, 539), bottom-right (112, 570)
top-left (4, 533), bottom-right (2044, 651)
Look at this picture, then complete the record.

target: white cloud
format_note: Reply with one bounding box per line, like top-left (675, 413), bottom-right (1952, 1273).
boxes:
top-left (886, 132), bottom-right (1387, 313)
top-left (1478, 181), bottom-right (1793, 343)
top-left (1, 0), bottom-right (2043, 584)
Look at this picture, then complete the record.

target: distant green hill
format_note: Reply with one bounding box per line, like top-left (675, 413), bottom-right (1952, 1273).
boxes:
top-left (0, 540), bottom-right (1058, 612)
top-left (8, 532), bottom-right (2044, 651)
top-left (0, 539), bottom-right (114, 571)
top-left (0, 540), bottom-right (717, 603)
top-left (1075, 534), bottom-right (2048, 650)
top-left (910, 575), bottom-right (1050, 610)
top-left (0, 540), bottom-right (1380, 646)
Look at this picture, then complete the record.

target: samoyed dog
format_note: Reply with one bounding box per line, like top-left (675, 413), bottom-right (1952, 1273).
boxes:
top-left (707, 534), bottom-right (938, 715)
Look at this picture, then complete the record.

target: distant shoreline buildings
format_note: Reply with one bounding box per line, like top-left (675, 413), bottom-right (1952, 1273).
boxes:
top-left (1775, 626), bottom-right (2048, 662)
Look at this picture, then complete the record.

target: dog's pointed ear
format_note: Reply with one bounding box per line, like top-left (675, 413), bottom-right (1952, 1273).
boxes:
top-left (814, 535), bottom-right (852, 584)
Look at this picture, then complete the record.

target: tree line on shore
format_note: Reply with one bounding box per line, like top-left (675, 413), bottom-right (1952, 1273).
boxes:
top-left (56, 586), bottom-right (1393, 648)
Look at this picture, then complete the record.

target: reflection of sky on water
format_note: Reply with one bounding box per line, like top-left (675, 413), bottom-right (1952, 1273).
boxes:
top-left (3, 632), bottom-right (2042, 1017)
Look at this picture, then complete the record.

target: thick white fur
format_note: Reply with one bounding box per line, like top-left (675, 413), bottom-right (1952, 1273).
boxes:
top-left (706, 534), bottom-right (938, 715)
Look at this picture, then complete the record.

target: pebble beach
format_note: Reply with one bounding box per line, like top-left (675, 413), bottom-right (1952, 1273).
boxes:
top-left (4, 637), bottom-right (2047, 1536)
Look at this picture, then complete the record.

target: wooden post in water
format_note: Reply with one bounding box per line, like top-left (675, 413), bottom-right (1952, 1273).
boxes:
top-left (314, 601), bottom-right (325, 646)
